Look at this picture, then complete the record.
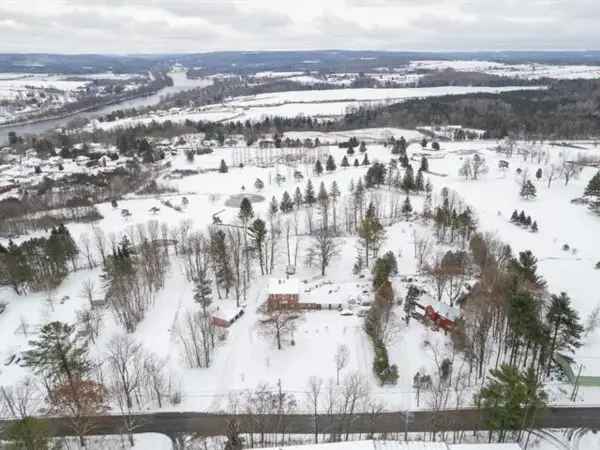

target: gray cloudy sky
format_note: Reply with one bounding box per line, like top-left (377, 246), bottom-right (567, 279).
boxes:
top-left (0, 0), bottom-right (598, 53)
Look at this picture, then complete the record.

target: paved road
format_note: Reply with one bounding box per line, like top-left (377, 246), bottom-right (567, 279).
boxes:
top-left (1, 407), bottom-right (599, 440)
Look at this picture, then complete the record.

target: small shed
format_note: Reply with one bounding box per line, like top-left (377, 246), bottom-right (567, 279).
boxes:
top-left (211, 305), bottom-right (244, 328)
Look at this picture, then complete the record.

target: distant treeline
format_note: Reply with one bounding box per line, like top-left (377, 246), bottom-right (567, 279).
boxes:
top-left (340, 79), bottom-right (600, 139)
top-left (20, 77), bottom-right (600, 150)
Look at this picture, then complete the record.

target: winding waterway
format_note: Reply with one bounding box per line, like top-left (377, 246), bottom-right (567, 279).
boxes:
top-left (0, 72), bottom-right (210, 144)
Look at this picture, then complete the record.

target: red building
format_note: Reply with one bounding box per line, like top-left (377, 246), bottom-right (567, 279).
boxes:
top-left (422, 301), bottom-right (460, 332)
top-left (211, 306), bottom-right (244, 328)
top-left (267, 278), bottom-right (300, 310)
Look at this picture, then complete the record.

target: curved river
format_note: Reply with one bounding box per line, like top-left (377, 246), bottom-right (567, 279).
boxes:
top-left (0, 72), bottom-right (210, 144)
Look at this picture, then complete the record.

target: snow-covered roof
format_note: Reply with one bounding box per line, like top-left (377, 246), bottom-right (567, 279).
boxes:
top-left (268, 277), bottom-right (300, 295)
top-left (211, 304), bottom-right (243, 322)
top-left (257, 440), bottom-right (521, 450)
top-left (427, 301), bottom-right (461, 321)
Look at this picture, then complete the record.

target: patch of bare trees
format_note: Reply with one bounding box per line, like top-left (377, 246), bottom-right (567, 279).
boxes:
top-left (176, 309), bottom-right (216, 368)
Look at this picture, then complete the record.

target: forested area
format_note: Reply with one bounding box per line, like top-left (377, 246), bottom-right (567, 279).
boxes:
top-left (342, 79), bottom-right (600, 139)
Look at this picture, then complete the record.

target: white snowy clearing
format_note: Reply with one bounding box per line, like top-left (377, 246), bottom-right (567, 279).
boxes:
top-left (87, 85), bottom-right (544, 131)
top-left (409, 60), bottom-right (600, 80)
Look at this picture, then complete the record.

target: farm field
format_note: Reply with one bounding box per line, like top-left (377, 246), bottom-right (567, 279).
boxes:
top-left (86, 85), bottom-right (545, 131)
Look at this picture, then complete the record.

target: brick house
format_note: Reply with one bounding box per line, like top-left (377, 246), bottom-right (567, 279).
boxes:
top-left (267, 278), bottom-right (300, 310)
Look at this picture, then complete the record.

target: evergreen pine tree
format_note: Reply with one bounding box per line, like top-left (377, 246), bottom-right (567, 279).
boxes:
top-left (536, 168), bottom-right (543, 180)
top-left (415, 169), bottom-right (425, 192)
top-left (193, 268), bottom-right (212, 316)
top-left (420, 156), bottom-right (429, 172)
top-left (511, 250), bottom-right (546, 289)
top-left (584, 171), bottom-right (600, 212)
top-left (400, 154), bottom-right (409, 168)
top-left (584, 171), bottom-right (600, 197)
top-left (354, 159), bottom-right (360, 167)
top-left (269, 196), bottom-right (279, 216)
top-left (422, 192), bottom-right (433, 219)
top-left (478, 365), bottom-right (547, 442)
top-left (314, 160), bottom-right (323, 176)
top-left (280, 191), bottom-right (294, 213)
top-left (294, 187), bottom-right (303, 209)
top-left (518, 210), bottom-right (527, 224)
top-left (239, 197), bottom-right (254, 224)
top-left (326, 155), bottom-right (336, 172)
top-left (546, 292), bottom-right (584, 375)
top-left (23, 321), bottom-right (90, 384)
top-left (359, 141), bottom-right (367, 153)
top-left (425, 179), bottom-right (433, 195)
top-left (358, 202), bottom-right (385, 267)
top-left (248, 218), bottom-right (268, 275)
top-left (341, 155), bottom-right (349, 168)
top-left (531, 221), bottom-right (539, 232)
top-left (520, 180), bottom-right (537, 200)
top-left (401, 196), bottom-right (413, 218)
top-left (219, 159), bottom-right (229, 173)
top-left (318, 182), bottom-right (329, 206)
top-left (3, 240), bottom-right (33, 295)
top-left (362, 154), bottom-right (370, 166)
top-left (402, 164), bottom-right (415, 193)
top-left (304, 180), bottom-right (316, 205)
top-left (330, 181), bottom-right (340, 200)
top-left (511, 210), bottom-right (519, 222)
top-left (525, 216), bottom-right (532, 227)
top-left (210, 229), bottom-right (234, 296)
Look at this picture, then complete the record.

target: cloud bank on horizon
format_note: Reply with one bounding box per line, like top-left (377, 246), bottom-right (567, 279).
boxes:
top-left (0, 0), bottom-right (598, 53)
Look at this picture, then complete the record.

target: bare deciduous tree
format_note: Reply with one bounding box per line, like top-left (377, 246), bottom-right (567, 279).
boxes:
top-left (309, 228), bottom-right (340, 276)
top-left (412, 230), bottom-right (433, 271)
top-left (334, 345), bottom-right (350, 385)
top-left (79, 233), bottom-right (96, 270)
top-left (176, 310), bottom-right (215, 368)
top-left (259, 310), bottom-right (300, 351)
top-left (306, 376), bottom-right (323, 443)
top-left (80, 280), bottom-right (95, 308)
top-left (0, 378), bottom-right (41, 419)
top-left (92, 226), bottom-right (107, 265)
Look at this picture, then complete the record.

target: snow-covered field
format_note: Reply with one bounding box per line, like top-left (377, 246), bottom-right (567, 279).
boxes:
top-left (410, 60), bottom-right (600, 80)
top-left (88, 85), bottom-right (544, 131)
top-left (227, 86), bottom-right (545, 107)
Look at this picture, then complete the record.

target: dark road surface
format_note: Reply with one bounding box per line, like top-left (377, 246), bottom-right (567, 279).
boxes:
top-left (1, 406), bottom-right (599, 440)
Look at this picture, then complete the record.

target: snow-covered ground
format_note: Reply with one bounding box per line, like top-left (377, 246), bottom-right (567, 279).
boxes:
top-left (88, 85), bottom-right (544, 131)
top-left (409, 60), bottom-right (600, 80)
top-left (1, 131), bottom-right (600, 450)
top-left (227, 86), bottom-right (545, 107)
top-left (0, 72), bottom-right (154, 124)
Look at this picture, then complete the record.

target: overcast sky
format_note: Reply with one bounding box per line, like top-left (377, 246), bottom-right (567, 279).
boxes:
top-left (0, 0), bottom-right (598, 53)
